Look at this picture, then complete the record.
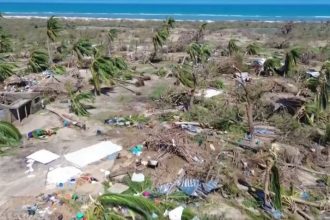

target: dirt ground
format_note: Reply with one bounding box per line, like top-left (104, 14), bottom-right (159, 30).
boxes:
top-left (0, 72), bottom-right (176, 217)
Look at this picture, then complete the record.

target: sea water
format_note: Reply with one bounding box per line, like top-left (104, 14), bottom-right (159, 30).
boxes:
top-left (1, 3), bottom-right (330, 21)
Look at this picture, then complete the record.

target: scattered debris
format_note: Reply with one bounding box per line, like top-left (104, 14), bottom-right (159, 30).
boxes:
top-left (64, 141), bottom-right (122, 168)
top-left (168, 206), bottom-right (184, 220)
top-left (131, 173), bottom-right (145, 182)
top-left (46, 166), bottom-right (82, 185)
top-left (195, 88), bottom-right (223, 98)
top-left (108, 183), bottom-right (129, 194)
top-left (130, 144), bottom-right (144, 156)
top-left (26, 149), bottom-right (60, 164)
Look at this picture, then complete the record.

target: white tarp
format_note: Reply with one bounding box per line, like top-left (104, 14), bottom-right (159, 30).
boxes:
top-left (47, 166), bottom-right (82, 184)
top-left (64, 141), bottom-right (122, 168)
top-left (195, 89), bottom-right (223, 98)
top-left (26, 149), bottom-right (60, 164)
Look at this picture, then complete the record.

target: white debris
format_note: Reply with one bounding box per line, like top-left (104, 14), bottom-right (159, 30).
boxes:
top-left (168, 206), bottom-right (184, 220)
top-left (131, 173), bottom-right (145, 182)
top-left (25, 159), bottom-right (35, 174)
top-left (26, 149), bottom-right (60, 164)
top-left (46, 166), bottom-right (82, 185)
top-left (64, 141), bottom-right (122, 168)
top-left (306, 69), bottom-right (320, 78)
top-left (195, 89), bottom-right (223, 98)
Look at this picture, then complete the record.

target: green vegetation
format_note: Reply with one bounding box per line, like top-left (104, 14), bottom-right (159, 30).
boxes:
top-left (28, 49), bottom-right (49, 72)
top-left (0, 62), bottom-right (15, 81)
top-left (69, 90), bottom-right (94, 116)
top-left (0, 121), bottom-right (22, 147)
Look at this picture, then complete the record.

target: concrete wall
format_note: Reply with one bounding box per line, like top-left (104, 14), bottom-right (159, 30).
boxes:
top-left (0, 108), bottom-right (12, 122)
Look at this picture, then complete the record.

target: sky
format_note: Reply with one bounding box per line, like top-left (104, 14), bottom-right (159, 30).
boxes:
top-left (0, 0), bottom-right (329, 3)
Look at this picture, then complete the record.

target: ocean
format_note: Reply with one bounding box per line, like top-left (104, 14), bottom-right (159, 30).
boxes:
top-left (1, 3), bottom-right (330, 22)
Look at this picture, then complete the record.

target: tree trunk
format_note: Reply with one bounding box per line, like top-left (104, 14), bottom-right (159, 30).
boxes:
top-left (246, 103), bottom-right (254, 137)
top-left (264, 159), bottom-right (273, 202)
top-left (189, 89), bottom-right (195, 108)
top-left (108, 41), bottom-right (112, 57)
top-left (47, 37), bottom-right (52, 66)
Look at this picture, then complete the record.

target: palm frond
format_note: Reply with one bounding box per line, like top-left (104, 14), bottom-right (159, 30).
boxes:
top-left (246, 43), bottom-right (261, 55)
top-left (73, 39), bottom-right (93, 61)
top-left (0, 121), bottom-right (22, 146)
top-left (228, 39), bottom-right (240, 55)
top-left (283, 48), bottom-right (301, 75)
top-left (263, 58), bottom-right (281, 74)
top-left (0, 62), bottom-right (16, 81)
top-left (47, 16), bottom-right (62, 42)
top-left (108, 29), bottom-right (118, 42)
top-left (70, 91), bottom-right (94, 116)
top-left (99, 193), bottom-right (161, 220)
top-left (187, 43), bottom-right (211, 64)
top-left (28, 49), bottom-right (49, 73)
top-left (175, 64), bottom-right (195, 89)
top-left (0, 29), bottom-right (12, 53)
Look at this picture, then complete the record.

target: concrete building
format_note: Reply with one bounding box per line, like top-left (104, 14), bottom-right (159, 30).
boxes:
top-left (0, 92), bottom-right (42, 123)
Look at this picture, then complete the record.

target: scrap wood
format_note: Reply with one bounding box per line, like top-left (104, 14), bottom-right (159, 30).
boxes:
top-left (145, 128), bottom-right (197, 162)
top-left (46, 108), bottom-right (86, 129)
top-left (224, 139), bottom-right (260, 153)
top-left (280, 162), bottom-right (330, 176)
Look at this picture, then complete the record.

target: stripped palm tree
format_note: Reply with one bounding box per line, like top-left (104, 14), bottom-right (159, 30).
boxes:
top-left (228, 39), bottom-right (240, 56)
top-left (46, 16), bottom-right (62, 64)
top-left (0, 62), bottom-right (16, 81)
top-left (28, 49), bottom-right (49, 73)
top-left (246, 43), bottom-right (261, 55)
top-left (194, 22), bottom-right (207, 43)
top-left (107, 29), bottom-right (118, 57)
top-left (0, 121), bottom-right (22, 147)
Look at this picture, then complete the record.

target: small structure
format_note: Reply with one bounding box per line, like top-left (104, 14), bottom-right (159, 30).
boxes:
top-left (0, 92), bottom-right (42, 123)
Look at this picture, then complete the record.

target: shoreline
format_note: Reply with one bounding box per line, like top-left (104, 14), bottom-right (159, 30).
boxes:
top-left (2, 15), bottom-right (330, 24)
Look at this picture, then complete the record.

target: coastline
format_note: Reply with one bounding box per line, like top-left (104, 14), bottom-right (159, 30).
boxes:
top-left (2, 15), bottom-right (330, 24)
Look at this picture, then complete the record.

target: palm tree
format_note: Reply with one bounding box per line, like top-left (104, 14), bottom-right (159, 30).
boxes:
top-left (28, 49), bottom-right (49, 73)
top-left (0, 62), bottom-right (16, 81)
top-left (228, 39), bottom-right (240, 56)
top-left (46, 16), bottom-right (62, 63)
top-left (246, 43), bottom-right (260, 55)
top-left (0, 121), bottom-right (22, 147)
top-left (150, 18), bottom-right (175, 61)
top-left (263, 58), bottom-right (281, 75)
top-left (194, 22), bottom-right (207, 43)
top-left (163, 17), bottom-right (175, 30)
top-left (107, 29), bottom-right (118, 57)
top-left (151, 28), bottom-right (169, 61)
top-left (175, 64), bottom-right (196, 107)
top-left (280, 48), bottom-right (300, 76)
top-left (0, 30), bottom-right (12, 53)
